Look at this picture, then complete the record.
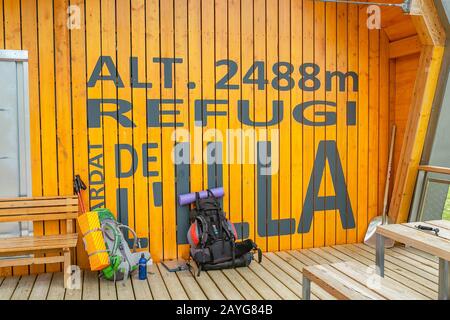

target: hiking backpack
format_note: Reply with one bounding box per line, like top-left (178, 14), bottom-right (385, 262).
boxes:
top-left (187, 190), bottom-right (262, 275)
top-left (88, 208), bottom-right (152, 282)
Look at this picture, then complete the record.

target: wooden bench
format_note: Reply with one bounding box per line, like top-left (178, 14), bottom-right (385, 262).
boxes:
top-left (0, 196), bottom-right (79, 288)
top-left (302, 261), bottom-right (427, 300)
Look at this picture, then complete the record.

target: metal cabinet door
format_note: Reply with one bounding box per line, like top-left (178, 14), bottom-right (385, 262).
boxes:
top-left (0, 50), bottom-right (32, 238)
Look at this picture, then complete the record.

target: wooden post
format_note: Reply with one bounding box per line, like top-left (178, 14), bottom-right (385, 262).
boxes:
top-left (63, 248), bottom-right (71, 289)
top-left (389, 0), bottom-right (446, 223)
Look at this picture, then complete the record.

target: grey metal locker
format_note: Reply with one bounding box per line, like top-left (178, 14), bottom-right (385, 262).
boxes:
top-left (0, 50), bottom-right (32, 238)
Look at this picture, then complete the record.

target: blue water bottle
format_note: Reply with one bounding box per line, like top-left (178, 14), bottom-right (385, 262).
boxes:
top-left (138, 253), bottom-right (147, 280)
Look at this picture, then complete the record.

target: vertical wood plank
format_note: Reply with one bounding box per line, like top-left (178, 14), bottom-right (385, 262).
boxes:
top-left (70, 0), bottom-right (89, 268)
top-left (21, 1), bottom-right (44, 272)
top-left (115, 0), bottom-right (134, 257)
top-left (187, 0), bottom-right (203, 204)
top-left (201, 0), bottom-right (215, 192)
top-left (146, 0), bottom-right (163, 261)
top-left (37, 0), bottom-right (59, 272)
top-left (253, 0), bottom-right (267, 251)
top-left (131, 0), bottom-right (149, 255)
top-left (357, 5), bottom-right (369, 242)
top-left (378, 30), bottom-right (390, 217)
top-left (54, 0), bottom-right (73, 246)
top-left (241, 0), bottom-right (255, 245)
top-left (214, 0), bottom-right (229, 221)
top-left (0, 0), bottom-right (4, 48)
top-left (101, 0), bottom-right (118, 222)
top-left (325, 0), bottom-right (337, 247)
top-left (174, 0), bottom-right (190, 259)
top-left (266, 0), bottom-right (278, 251)
top-left (290, 0), bottom-right (303, 250)
top-left (160, 0), bottom-right (177, 260)
top-left (4, 0), bottom-right (21, 49)
top-left (335, 2), bottom-right (347, 245)
top-left (313, 0), bottom-right (325, 248)
top-left (227, 0), bottom-right (243, 241)
top-left (278, 0), bottom-right (292, 251)
top-left (301, 0), bottom-right (314, 249)
top-left (346, 2), bottom-right (358, 244)
top-left (368, 18), bottom-right (380, 224)
top-left (85, 0), bottom-right (103, 214)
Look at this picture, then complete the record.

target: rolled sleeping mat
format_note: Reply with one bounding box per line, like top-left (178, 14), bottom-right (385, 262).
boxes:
top-left (178, 187), bottom-right (224, 206)
top-left (77, 211), bottom-right (110, 271)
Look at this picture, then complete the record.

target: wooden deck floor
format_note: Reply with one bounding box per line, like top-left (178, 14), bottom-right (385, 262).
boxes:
top-left (0, 244), bottom-right (441, 300)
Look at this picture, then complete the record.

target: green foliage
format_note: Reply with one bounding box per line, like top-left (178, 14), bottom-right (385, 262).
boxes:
top-left (443, 187), bottom-right (450, 221)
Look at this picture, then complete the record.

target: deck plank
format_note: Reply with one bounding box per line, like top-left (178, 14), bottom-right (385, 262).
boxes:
top-left (82, 271), bottom-right (99, 300)
top-left (11, 274), bottom-right (36, 300)
top-left (210, 269), bottom-right (251, 300)
top-left (330, 261), bottom-right (428, 300)
top-left (404, 246), bottom-right (438, 263)
top-left (391, 246), bottom-right (438, 269)
top-left (157, 263), bottom-right (188, 300)
top-left (301, 249), bottom-right (331, 264)
top-left (257, 255), bottom-right (303, 299)
top-left (0, 276), bottom-right (20, 300)
top-left (235, 267), bottom-right (281, 300)
top-left (249, 261), bottom-right (299, 300)
top-left (99, 278), bottom-right (117, 300)
top-left (116, 277), bottom-right (135, 300)
top-left (264, 252), bottom-right (320, 300)
top-left (131, 273), bottom-right (152, 300)
top-left (329, 245), bottom-right (438, 299)
top-left (147, 263), bottom-right (171, 300)
top-left (356, 244), bottom-right (438, 277)
top-left (177, 270), bottom-right (207, 300)
top-left (187, 271), bottom-right (225, 300)
top-left (303, 264), bottom-right (386, 300)
top-left (47, 272), bottom-right (66, 300)
top-left (0, 244), bottom-right (440, 300)
top-left (351, 244), bottom-right (439, 285)
top-left (309, 247), bottom-right (342, 263)
top-left (274, 251), bottom-right (335, 300)
top-left (29, 273), bottom-right (52, 300)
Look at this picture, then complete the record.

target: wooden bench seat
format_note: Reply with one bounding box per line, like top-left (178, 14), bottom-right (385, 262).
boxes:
top-left (0, 234), bottom-right (78, 255)
top-left (0, 196), bottom-right (79, 288)
top-left (302, 261), bottom-right (428, 300)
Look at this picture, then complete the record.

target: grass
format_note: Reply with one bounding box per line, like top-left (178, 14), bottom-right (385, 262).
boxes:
top-left (443, 187), bottom-right (450, 221)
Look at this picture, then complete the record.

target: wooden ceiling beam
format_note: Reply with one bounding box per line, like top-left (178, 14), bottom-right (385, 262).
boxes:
top-left (389, 35), bottom-right (422, 58)
top-left (409, 0), bottom-right (446, 46)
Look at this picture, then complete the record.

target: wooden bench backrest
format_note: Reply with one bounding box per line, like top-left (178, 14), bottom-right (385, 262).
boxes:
top-left (0, 196), bottom-right (79, 233)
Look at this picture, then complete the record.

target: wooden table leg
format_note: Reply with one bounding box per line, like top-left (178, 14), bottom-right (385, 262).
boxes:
top-left (302, 274), bottom-right (311, 300)
top-left (375, 233), bottom-right (385, 277)
top-left (438, 258), bottom-right (449, 300)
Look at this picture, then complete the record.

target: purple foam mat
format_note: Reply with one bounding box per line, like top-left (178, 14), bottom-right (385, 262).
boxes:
top-left (178, 187), bottom-right (224, 205)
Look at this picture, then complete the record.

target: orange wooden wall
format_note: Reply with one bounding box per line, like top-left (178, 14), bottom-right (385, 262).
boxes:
top-left (381, 4), bottom-right (421, 191)
top-left (0, 0), bottom-right (398, 274)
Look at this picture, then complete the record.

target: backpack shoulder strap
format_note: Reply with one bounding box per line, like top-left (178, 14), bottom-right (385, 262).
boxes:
top-left (196, 215), bottom-right (209, 248)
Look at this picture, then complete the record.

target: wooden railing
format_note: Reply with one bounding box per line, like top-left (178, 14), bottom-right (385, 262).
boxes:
top-left (418, 165), bottom-right (450, 175)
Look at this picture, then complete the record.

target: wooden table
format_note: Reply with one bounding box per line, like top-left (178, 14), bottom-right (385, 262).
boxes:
top-left (376, 220), bottom-right (450, 300)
